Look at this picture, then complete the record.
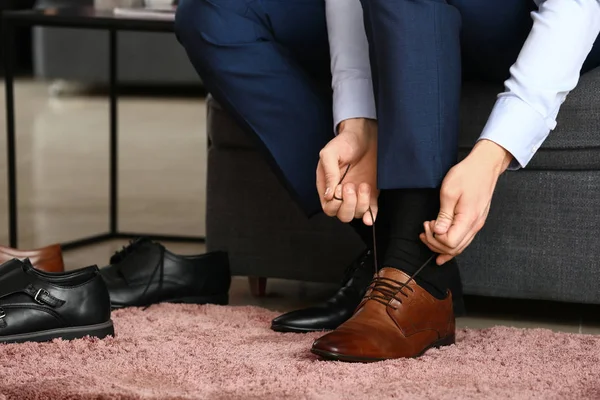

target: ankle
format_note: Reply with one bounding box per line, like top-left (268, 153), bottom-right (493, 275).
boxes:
top-left (384, 264), bottom-right (447, 300)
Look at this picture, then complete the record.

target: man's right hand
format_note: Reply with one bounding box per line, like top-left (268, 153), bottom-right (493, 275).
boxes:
top-left (316, 118), bottom-right (378, 225)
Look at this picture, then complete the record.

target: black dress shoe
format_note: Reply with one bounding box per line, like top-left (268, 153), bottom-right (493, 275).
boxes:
top-left (271, 250), bottom-right (374, 333)
top-left (100, 238), bottom-right (231, 309)
top-left (0, 259), bottom-right (114, 344)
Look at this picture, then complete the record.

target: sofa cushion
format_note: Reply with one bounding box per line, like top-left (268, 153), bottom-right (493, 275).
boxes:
top-left (207, 96), bottom-right (257, 149)
top-left (459, 67), bottom-right (600, 170)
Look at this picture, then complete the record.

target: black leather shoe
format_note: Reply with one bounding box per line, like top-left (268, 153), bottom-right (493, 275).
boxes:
top-left (100, 238), bottom-right (231, 309)
top-left (271, 250), bottom-right (375, 333)
top-left (0, 259), bottom-right (114, 344)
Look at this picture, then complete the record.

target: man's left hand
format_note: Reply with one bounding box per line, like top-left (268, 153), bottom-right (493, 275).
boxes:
top-left (420, 140), bottom-right (514, 265)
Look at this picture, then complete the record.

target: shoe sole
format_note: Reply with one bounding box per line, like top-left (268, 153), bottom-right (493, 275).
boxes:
top-left (271, 324), bottom-right (333, 334)
top-left (111, 293), bottom-right (229, 309)
top-left (0, 320), bottom-right (115, 344)
top-left (310, 334), bottom-right (456, 363)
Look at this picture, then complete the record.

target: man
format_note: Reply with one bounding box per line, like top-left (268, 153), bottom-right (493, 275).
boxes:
top-left (175, 0), bottom-right (600, 362)
top-left (175, 0), bottom-right (466, 338)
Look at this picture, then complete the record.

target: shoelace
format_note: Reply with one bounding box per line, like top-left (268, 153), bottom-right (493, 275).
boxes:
top-left (111, 239), bottom-right (144, 264)
top-left (333, 165), bottom-right (379, 277)
top-left (340, 249), bottom-right (371, 286)
top-left (333, 165), bottom-right (435, 305)
top-left (112, 238), bottom-right (165, 310)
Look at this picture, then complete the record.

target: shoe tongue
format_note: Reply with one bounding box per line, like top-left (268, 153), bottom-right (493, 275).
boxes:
top-left (115, 242), bottom-right (162, 283)
top-left (22, 258), bottom-right (34, 271)
top-left (0, 259), bottom-right (35, 299)
top-left (132, 237), bottom-right (150, 246)
top-left (109, 237), bottom-right (152, 265)
top-left (376, 267), bottom-right (412, 283)
top-left (124, 237), bottom-right (152, 252)
top-left (0, 258), bottom-right (26, 276)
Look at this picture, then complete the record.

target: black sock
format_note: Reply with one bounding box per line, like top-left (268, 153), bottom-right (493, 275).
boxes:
top-left (349, 219), bottom-right (373, 250)
top-left (377, 188), bottom-right (458, 300)
top-left (349, 217), bottom-right (393, 271)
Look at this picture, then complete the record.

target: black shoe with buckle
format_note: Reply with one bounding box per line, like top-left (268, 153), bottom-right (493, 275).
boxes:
top-left (271, 250), bottom-right (375, 333)
top-left (0, 258), bottom-right (114, 344)
top-left (100, 238), bottom-right (231, 309)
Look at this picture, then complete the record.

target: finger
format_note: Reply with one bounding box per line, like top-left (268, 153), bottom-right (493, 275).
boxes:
top-left (423, 222), bottom-right (449, 254)
top-left (316, 161), bottom-right (327, 206)
top-left (355, 183), bottom-right (371, 219)
top-left (436, 254), bottom-right (454, 265)
top-left (319, 148), bottom-right (341, 202)
top-left (434, 186), bottom-right (459, 235)
top-left (322, 184), bottom-right (343, 217)
top-left (456, 231), bottom-right (477, 255)
top-left (437, 230), bottom-right (477, 265)
top-left (420, 233), bottom-right (443, 254)
top-left (443, 212), bottom-right (478, 249)
top-left (334, 184), bottom-right (343, 201)
top-left (425, 221), bottom-right (450, 252)
top-left (425, 220), bottom-right (467, 258)
top-left (336, 183), bottom-right (358, 223)
top-left (363, 194), bottom-right (378, 226)
top-left (437, 198), bottom-right (489, 249)
top-left (453, 218), bottom-right (483, 254)
top-left (336, 183), bottom-right (357, 223)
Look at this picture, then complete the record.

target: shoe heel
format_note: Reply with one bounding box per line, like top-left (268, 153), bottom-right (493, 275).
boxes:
top-left (86, 320), bottom-right (115, 340)
top-left (435, 334), bottom-right (455, 348)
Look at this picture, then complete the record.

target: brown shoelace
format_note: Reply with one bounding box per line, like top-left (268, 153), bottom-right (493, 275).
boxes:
top-left (333, 165), bottom-right (435, 306)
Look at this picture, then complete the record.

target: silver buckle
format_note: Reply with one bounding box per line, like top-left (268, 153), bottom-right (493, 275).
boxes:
top-left (34, 288), bottom-right (50, 305)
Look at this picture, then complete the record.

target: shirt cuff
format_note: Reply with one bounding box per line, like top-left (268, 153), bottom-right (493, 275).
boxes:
top-left (332, 78), bottom-right (377, 134)
top-left (478, 95), bottom-right (554, 170)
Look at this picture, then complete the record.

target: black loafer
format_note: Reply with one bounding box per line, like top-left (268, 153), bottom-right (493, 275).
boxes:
top-left (0, 259), bottom-right (114, 344)
top-left (100, 238), bottom-right (231, 309)
top-left (271, 250), bottom-right (375, 333)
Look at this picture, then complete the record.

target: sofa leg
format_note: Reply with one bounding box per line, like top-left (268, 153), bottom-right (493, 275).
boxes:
top-left (248, 277), bottom-right (267, 297)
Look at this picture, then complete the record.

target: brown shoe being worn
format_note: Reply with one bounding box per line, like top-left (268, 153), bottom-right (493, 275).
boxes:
top-left (311, 267), bottom-right (455, 362)
top-left (0, 244), bottom-right (64, 273)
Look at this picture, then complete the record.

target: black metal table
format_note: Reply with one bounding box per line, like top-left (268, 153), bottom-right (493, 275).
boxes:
top-left (2, 7), bottom-right (205, 249)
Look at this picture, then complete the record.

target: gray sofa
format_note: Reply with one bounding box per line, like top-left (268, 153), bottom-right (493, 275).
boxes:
top-left (206, 67), bottom-right (600, 305)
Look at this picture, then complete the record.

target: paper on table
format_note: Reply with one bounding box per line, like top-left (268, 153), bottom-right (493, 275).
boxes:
top-left (95, 0), bottom-right (143, 10)
top-left (113, 6), bottom-right (176, 20)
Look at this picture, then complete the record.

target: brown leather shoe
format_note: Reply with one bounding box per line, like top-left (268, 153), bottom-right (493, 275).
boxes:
top-left (0, 244), bottom-right (64, 273)
top-left (311, 267), bottom-right (455, 362)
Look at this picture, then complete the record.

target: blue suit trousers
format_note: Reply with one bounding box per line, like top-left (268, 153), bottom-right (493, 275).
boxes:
top-left (175, 0), bottom-right (600, 215)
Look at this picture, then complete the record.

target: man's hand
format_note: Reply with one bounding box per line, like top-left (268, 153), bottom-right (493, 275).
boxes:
top-left (317, 118), bottom-right (378, 225)
top-left (420, 140), bottom-right (514, 265)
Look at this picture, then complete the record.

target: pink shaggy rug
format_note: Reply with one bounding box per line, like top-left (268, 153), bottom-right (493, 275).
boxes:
top-left (1, 304), bottom-right (599, 400)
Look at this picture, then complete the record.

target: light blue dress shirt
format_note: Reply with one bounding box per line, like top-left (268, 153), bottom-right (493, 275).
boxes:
top-left (325, 0), bottom-right (600, 169)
